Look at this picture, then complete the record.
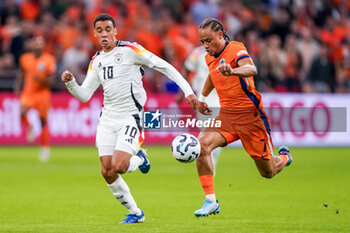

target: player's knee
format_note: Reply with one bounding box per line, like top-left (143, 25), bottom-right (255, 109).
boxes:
top-left (101, 167), bottom-right (114, 179)
top-left (259, 170), bottom-right (275, 179)
top-left (112, 162), bottom-right (128, 174)
top-left (199, 138), bottom-right (212, 156)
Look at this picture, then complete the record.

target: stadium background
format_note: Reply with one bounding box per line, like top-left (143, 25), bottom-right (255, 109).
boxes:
top-left (0, 1), bottom-right (350, 232)
top-left (0, 0), bottom-right (350, 146)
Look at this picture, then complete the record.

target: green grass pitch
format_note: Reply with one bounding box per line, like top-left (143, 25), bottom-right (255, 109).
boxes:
top-left (0, 146), bottom-right (349, 233)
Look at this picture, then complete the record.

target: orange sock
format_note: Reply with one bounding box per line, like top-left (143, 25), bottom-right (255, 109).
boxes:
top-left (21, 115), bottom-right (30, 128)
top-left (279, 154), bottom-right (288, 166)
top-left (41, 124), bottom-right (50, 147)
top-left (199, 175), bottom-right (215, 195)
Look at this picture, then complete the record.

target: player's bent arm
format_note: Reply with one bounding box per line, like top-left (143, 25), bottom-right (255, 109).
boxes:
top-left (197, 75), bottom-right (214, 115)
top-left (200, 74), bottom-right (214, 98)
top-left (63, 71), bottom-right (100, 103)
top-left (231, 58), bottom-right (257, 77)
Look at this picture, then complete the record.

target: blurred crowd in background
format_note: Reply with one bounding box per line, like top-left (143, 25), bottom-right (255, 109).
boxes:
top-left (1, 0), bottom-right (350, 94)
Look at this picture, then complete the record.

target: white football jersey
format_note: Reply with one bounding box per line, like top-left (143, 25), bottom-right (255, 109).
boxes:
top-left (65, 41), bottom-right (194, 119)
top-left (184, 46), bottom-right (219, 107)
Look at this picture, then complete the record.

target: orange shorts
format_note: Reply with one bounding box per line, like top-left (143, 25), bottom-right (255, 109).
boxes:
top-left (20, 94), bottom-right (50, 119)
top-left (213, 110), bottom-right (274, 160)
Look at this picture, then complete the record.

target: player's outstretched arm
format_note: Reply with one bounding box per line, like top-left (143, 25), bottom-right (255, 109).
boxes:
top-left (175, 68), bottom-right (190, 105)
top-left (217, 58), bottom-right (257, 77)
top-left (198, 74), bottom-right (214, 115)
top-left (61, 70), bottom-right (100, 103)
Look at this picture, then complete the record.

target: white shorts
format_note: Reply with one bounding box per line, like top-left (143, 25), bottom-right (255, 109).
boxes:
top-left (96, 114), bottom-right (144, 157)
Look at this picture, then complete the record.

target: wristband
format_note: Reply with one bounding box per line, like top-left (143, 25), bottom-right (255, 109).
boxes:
top-left (198, 94), bottom-right (207, 103)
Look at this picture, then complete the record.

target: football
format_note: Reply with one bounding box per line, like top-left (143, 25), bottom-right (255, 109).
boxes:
top-left (171, 133), bottom-right (201, 163)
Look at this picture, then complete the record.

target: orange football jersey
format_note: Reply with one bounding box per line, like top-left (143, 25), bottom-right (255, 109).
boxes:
top-left (205, 41), bottom-right (263, 121)
top-left (19, 52), bottom-right (56, 97)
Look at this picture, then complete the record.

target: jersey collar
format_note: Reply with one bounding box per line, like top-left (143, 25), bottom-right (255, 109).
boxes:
top-left (214, 41), bottom-right (229, 58)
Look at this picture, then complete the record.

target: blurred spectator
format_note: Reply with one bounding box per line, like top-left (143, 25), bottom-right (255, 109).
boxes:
top-left (297, 27), bottom-right (319, 81)
top-left (284, 34), bottom-right (302, 92)
top-left (62, 37), bottom-right (90, 83)
top-left (10, 20), bottom-right (35, 63)
top-left (269, 6), bottom-right (291, 46)
top-left (0, 0), bottom-right (20, 25)
top-left (1, 16), bottom-right (21, 53)
top-left (20, 0), bottom-right (40, 20)
top-left (190, 0), bottom-right (218, 25)
top-left (266, 35), bottom-right (287, 92)
top-left (334, 38), bottom-right (350, 92)
top-left (0, 53), bottom-right (17, 90)
top-left (304, 43), bottom-right (335, 93)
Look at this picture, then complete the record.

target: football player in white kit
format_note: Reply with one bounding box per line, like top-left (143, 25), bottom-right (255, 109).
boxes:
top-left (61, 14), bottom-right (197, 224)
top-left (177, 46), bottom-right (222, 175)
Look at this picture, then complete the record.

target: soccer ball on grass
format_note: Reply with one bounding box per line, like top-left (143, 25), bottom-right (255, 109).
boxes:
top-left (171, 133), bottom-right (201, 163)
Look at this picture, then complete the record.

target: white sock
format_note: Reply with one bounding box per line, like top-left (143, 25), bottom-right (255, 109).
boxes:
top-left (126, 155), bottom-right (143, 173)
top-left (39, 147), bottom-right (50, 162)
top-left (107, 176), bottom-right (141, 215)
top-left (211, 147), bottom-right (222, 176)
top-left (206, 194), bottom-right (216, 202)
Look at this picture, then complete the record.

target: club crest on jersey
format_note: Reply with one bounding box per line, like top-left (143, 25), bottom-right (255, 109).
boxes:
top-left (115, 53), bottom-right (123, 64)
top-left (98, 62), bottom-right (102, 69)
top-left (37, 62), bottom-right (46, 71)
top-left (219, 58), bottom-right (226, 65)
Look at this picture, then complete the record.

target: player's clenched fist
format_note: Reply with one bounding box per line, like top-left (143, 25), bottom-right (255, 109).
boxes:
top-left (217, 63), bottom-right (233, 76)
top-left (61, 70), bottom-right (73, 82)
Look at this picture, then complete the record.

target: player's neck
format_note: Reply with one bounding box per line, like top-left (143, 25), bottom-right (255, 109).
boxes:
top-left (214, 41), bottom-right (229, 58)
top-left (34, 51), bottom-right (42, 58)
top-left (102, 40), bottom-right (118, 53)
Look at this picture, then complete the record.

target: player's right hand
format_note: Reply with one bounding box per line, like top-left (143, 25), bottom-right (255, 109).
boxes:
top-left (61, 70), bottom-right (73, 82)
top-left (198, 101), bottom-right (212, 115)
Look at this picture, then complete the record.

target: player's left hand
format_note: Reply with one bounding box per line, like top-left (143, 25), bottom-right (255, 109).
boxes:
top-left (197, 101), bottom-right (212, 115)
top-left (186, 94), bottom-right (197, 111)
top-left (217, 63), bottom-right (233, 76)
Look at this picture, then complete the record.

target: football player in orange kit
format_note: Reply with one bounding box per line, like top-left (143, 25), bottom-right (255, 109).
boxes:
top-left (14, 36), bottom-right (56, 162)
top-left (194, 18), bottom-right (293, 217)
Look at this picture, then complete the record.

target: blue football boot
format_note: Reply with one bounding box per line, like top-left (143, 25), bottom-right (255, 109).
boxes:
top-left (136, 148), bottom-right (150, 173)
top-left (120, 210), bottom-right (145, 224)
